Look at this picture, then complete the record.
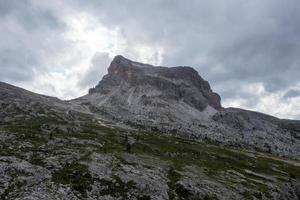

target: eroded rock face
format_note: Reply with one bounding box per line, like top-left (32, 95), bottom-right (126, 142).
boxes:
top-left (77, 56), bottom-right (222, 143)
top-left (89, 55), bottom-right (221, 111)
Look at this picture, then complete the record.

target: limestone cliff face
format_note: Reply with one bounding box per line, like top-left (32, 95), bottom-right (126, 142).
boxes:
top-left (89, 55), bottom-right (221, 111)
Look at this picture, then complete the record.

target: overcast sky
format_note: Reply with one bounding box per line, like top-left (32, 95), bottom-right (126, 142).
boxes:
top-left (1, 0), bottom-right (300, 119)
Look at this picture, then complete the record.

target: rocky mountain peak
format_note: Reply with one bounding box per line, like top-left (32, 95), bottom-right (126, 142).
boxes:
top-left (89, 55), bottom-right (222, 111)
top-left (108, 55), bottom-right (133, 73)
top-left (107, 55), bottom-right (144, 81)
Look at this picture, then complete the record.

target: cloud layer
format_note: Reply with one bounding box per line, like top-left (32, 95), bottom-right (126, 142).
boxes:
top-left (1, 0), bottom-right (300, 119)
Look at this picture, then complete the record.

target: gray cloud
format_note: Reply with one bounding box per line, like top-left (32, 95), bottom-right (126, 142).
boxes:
top-left (0, 0), bottom-right (65, 30)
top-left (283, 89), bottom-right (300, 99)
top-left (0, 48), bottom-right (39, 82)
top-left (0, 0), bottom-right (68, 85)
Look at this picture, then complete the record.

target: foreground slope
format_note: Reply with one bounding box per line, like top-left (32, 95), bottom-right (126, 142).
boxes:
top-left (0, 102), bottom-right (299, 199)
top-left (74, 56), bottom-right (300, 159)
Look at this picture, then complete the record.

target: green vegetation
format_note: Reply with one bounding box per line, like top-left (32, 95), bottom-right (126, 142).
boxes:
top-left (52, 162), bottom-right (93, 197)
top-left (167, 167), bottom-right (182, 199)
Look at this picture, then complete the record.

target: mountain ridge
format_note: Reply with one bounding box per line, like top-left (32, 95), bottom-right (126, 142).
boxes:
top-left (73, 55), bottom-right (300, 160)
top-left (0, 56), bottom-right (299, 159)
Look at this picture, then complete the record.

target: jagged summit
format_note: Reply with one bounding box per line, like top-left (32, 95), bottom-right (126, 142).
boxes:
top-left (89, 55), bottom-right (222, 111)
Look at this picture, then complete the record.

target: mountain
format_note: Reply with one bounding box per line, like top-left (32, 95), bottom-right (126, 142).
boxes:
top-left (74, 55), bottom-right (300, 160)
top-left (0, 57), bottom-right (300, 199)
